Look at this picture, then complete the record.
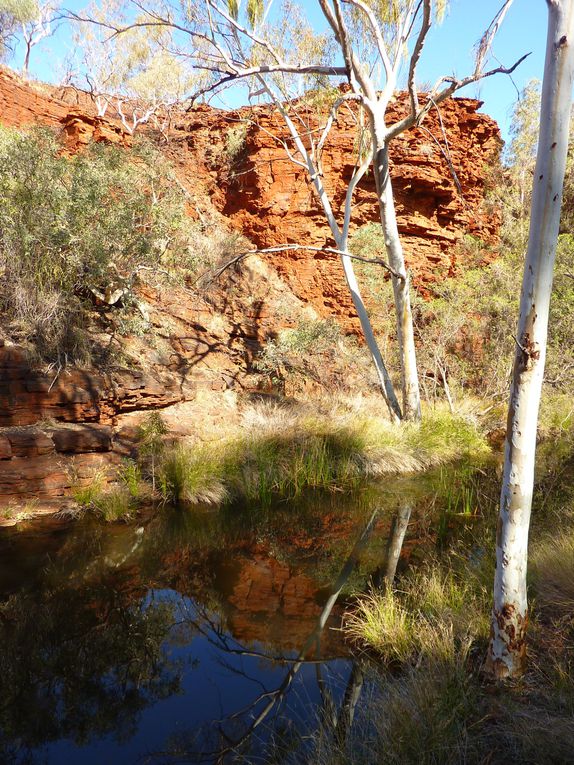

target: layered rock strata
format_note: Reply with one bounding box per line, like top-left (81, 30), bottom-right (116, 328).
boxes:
top-left (0, 68), bottom-right (501, 508)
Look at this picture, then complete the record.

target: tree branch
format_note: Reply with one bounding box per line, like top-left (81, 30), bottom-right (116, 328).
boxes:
top-left (188, 63), bottom-right (348, 104)
top-left (405, 0), bottom-right (431, 118)
top-left (199, 243), bottom-right (402, 283)
top-left (386, 52), bottom-right (530, 140)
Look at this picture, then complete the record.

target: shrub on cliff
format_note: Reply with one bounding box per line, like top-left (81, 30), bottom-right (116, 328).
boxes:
top-left (0, 126), bottom-right (197, 362)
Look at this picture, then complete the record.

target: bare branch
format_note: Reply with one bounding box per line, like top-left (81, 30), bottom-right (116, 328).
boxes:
top-left (386, 52), bottom-right (530, 140)
top-left (405, 0), bottom-right (431, 118)
top-left (207, 0), bottom-right (283, 66)
top-left (317, 0), bottom-right (376, 100)
top-left (417, 123), bottom-right (463, 197)
top-left (316, 92), bottom-right (361, 155)
top-left (188, 62), bottom-right (348, 103)
top-left (199, 243), bottom-right (402, 283)
top-left (475, 0), bottom-right (515, 76)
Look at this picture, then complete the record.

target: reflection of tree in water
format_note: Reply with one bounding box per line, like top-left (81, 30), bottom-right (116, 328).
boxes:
top-left (0, 579), bottom-right (184, 764)
top-left (154, 511), bottom-right (384, 764)
top-left (0, 483), bottom-right (425, 764)
top-left (153, 504), bottom-right (413, 764)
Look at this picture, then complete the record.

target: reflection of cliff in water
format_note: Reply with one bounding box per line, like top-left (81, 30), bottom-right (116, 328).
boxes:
top-left (0, 479), bottom-right (439, 763)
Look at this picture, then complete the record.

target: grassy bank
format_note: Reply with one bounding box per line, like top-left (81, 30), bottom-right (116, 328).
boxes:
top-left (332, 506), bottom-right (574, 764)
top-left (157, 401), bottom-right (489, 507)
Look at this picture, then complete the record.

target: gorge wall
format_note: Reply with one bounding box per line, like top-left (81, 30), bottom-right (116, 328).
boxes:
top-left (0, 67), bottom-right (501, 509)
top-left (0, 66), bottom-right (501, 324)
top-left (173, 93), bottom-right (500, 324)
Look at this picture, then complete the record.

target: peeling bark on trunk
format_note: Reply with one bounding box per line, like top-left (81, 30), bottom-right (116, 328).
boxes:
top-left (487, 0), bottom-right (574, 679)
top-left (373, 139), bottom-right (422, 421)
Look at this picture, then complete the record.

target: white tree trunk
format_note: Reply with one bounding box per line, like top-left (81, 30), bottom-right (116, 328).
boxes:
top-left (487, 0), bottom-right (574, 679)
top-left (340, 251), bottom-right (402, 422)
top-left (269, 94), bottom-right (402, 421)
top-left (373, 138), bottom-right (422, 421)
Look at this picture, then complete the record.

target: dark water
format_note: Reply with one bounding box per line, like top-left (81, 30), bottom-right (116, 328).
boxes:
top-left (0, 472), bottom-right (481, 764)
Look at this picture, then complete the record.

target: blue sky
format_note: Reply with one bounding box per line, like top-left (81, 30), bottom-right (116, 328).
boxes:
top-left (13, 0), bottom-right (549, 145)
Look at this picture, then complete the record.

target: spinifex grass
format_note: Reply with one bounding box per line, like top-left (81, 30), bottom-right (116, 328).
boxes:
top-left (158, 443), bottom-right (228, 506)
top-left (336, 501), bottom-right (574, 765)
top-left (73, 479), bottom-right (134, 522)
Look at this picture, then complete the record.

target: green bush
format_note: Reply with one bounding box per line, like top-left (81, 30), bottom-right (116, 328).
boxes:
top-left (0, 127), bottom-right (196, 361)
top-left (256, 319), bottom-right (341, 381)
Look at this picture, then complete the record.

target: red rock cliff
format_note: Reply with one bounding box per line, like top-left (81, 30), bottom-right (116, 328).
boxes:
top-left (166, 93), bottom-right (501, 326)
top-left (0, 67), bottom-right (500, 325)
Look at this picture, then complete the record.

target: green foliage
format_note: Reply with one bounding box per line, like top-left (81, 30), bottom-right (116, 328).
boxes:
top-left (413, 231), bottom-right (574, 400)
top-left (71, 471), bottom-right (106, 508)
top-left (246, 0), bottom-right (263, 28)
top-left (256, 319), bottom-right (341, 381)
top-left (224, 122), bottom-right (248, 171)
top-left (158, 443), bottom-right (228, 506)
top-left (118, 459), bottom-right (143, 499)
top-left (138, 411), bottom-right (169, 492)
top-left (345, 590), bottom-right (416, 662)
top-left (346, 564), bottom-right (488, 664)
top-left (0, 127), bottom-right (196, 361)
top-left (72, 472), bottom-right (134, 522)
top-left (225, 423), bottom-right (365, 503)
top-left (138, 412), bottom-right (169, 458)
top-left (93, 487), bottom-right (134, 522)
top-left (0, 0), bottom-right (36, 58)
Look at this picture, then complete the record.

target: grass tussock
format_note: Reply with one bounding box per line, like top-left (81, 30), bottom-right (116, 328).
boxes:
top-left (369, 646), bottom-right (479, 765)
top-left (157, 401), bottom-right (489, 507)
top-left (327, 546), bottom-right (574, 765)
top-left (158, 444), bottom-right (228, 506)
top-left (531, 528), bottom-right (574, 614)
top-left (345, 567), bottom-right (489, 665)
top-left (72, 478), bottom-right (134, 522)
top-left (345, 591), bottom-right (415, 663)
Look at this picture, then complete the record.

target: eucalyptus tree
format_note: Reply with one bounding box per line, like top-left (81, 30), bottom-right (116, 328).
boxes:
top-left (487, 0), bottom-right (574, 679)
top-left (0, 0), bottom-right (36, 59)
top-left (76, 0), bottom-right (523, 421)
top-left (20, 0), bottom-right (60, 74)
top-left (70, 0), bottom-right (194, 136)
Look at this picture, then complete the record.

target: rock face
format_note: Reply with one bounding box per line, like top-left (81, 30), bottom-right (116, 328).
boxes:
top-left (0, 68), bottom-right (501, 507)
top-left (220, 96), bottom-right (500, 317)
top-left (0, 67), bottom-right (500, 321)
top-left (169, 93), bottom-right (500, 328)
top-left (0, 257), bottom-right (310, 506)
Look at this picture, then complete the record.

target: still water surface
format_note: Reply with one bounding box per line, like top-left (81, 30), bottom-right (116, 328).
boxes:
top-left (0, 475), bottom-right (464, 764)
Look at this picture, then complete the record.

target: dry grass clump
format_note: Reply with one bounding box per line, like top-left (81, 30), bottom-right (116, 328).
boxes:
top-left (367, 643), bottom-right (480, 765)
top-left (157, 399), bottom-right (489, 507)
top-left (345, 567), bottom-right (488, 666)
top-left (72, 471), bottom-right (135, 522)
top-left (345, 591), bottom-right (416, 663)
top-left (530, 528), bottom-right (574, 613)
top-left (158, 443), bottom-right (228, 506)
top-left (333, 551), bottom-right (574, 765)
